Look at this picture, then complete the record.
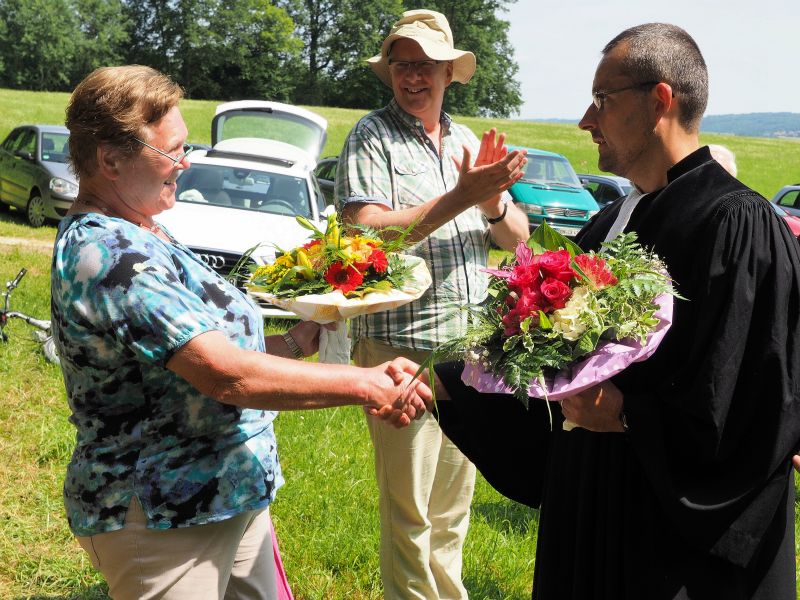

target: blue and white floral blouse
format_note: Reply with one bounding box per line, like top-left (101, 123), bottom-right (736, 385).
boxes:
top-left (51, 213), bottom-right (283, 536)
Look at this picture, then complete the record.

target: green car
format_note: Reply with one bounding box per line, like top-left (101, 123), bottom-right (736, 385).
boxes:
top-left (508, 146), bottom-right (599, 238)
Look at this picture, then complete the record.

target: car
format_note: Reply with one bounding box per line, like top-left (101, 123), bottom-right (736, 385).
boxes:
top-left (155, 100), bottom-right (332, 318)
top-left (0, 124), bottom-right (78, 226)
top-left (767, 200), bottom-right (800, 238)
top-left (313, 156), bottom-right (338, 206)
top-left (507, 146), bottom-right (599, 238)
top-left (770, 184), bottom-right (800, 218)
top-left (577, 173), bottom-right (634, 208)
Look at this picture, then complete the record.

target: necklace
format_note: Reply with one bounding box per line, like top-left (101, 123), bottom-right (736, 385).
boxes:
top-left (75, 197), bottom-right (163, 235)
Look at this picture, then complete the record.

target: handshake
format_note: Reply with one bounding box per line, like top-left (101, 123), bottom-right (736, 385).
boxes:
top-left (364, 357), bottom-right (449, 428)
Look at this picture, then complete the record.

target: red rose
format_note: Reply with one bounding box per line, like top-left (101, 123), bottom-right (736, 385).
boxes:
top-left (324, 262), bottom-right (364, 294)
top-left (574, 254), bottom-right (618, 290)
top-left (539, 249), bottom-right (575, 283)
top-left (540, 277), bottom-right (572, 310)
top-left (368, 248), bottom-right (389, 273)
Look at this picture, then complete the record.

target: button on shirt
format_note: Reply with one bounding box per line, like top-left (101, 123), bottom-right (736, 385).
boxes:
top-left (52, 214), bottom-right (283, 536)
top-left (336, 99), bottom-right (500, 350)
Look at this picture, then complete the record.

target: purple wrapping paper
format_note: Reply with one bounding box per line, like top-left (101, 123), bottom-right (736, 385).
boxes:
top-left (461, 293), bottom-right (673, 401)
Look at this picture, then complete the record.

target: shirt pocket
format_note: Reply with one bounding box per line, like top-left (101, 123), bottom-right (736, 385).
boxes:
top-left (392, 159), bottom-right (432, 207)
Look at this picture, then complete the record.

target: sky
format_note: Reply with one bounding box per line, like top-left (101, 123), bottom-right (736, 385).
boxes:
top-left (503, 0), bottom-right (799, 120)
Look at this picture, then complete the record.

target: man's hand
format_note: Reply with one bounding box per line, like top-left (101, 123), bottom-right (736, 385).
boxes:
top-left (792, 455), bottom-right (800, 473)
top-left (560, 381), bottom-right (625, 432)
top-left (452, 138), bottom-right (526, 208)
top-left (364, 357), bottom-right (433, 428)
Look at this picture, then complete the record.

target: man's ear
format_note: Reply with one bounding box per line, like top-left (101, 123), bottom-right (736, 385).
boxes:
top-left (96, 143), bottom-right (122, 180)
top-left (444, 61), bottom-right (454, 87)
top-left (652, 82), bottom-right (675, 121)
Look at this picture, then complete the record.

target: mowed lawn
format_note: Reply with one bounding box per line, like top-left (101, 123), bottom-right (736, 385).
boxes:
top-left (1, 88), bottom-right (799, 598)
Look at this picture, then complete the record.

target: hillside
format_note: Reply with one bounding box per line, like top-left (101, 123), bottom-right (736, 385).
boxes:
top-left (701, 113), bottom-right (800, 138)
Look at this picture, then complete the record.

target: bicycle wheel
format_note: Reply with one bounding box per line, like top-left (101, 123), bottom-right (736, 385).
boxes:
top-left (42, 336), bottom-right (60, 366)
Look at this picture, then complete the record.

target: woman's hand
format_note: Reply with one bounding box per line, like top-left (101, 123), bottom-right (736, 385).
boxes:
top-left (364, 357), bottom-right (433, 428)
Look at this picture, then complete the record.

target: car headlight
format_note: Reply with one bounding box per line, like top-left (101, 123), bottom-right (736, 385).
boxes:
top-left (50, 177), bottom-right (78, 198)
top-left (515, 202), bottom-right (543, 215)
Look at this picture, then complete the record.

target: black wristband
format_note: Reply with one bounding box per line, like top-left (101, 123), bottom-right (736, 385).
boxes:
top-left (486, 199), bottom-right (508, 225)
top-left (282, 331), bottom-right (304, 359)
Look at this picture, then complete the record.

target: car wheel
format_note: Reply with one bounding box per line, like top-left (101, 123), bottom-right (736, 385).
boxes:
top-left (26, 193), bottom-right (46, 227)
top-left (0, 200), bottom-right (9, 212)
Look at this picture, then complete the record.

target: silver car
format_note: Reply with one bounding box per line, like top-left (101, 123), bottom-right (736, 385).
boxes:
top-left (0, 125), bottom-right (78, 226)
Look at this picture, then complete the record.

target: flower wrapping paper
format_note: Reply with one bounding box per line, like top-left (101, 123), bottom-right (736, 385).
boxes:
top-left (461, 292), bottom-right (673, 401)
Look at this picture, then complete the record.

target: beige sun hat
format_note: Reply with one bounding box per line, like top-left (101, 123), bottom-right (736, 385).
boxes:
top-left (367, 9), bottom-right (477, 87)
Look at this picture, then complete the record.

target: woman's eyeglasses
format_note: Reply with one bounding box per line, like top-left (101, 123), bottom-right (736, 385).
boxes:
top-left (388, 59), bottom-right (444, 76)
top-left (133, 137), bottom-right (194, 167)
top-left (591, 81), bottom-right (660, 110)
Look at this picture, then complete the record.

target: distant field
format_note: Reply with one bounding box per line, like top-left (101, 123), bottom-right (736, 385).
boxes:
top-left (2, 87), bottom-right (798, 199)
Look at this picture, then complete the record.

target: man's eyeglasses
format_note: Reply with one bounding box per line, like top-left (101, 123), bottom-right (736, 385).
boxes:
top-left (133, 137), bottom-right (194, 167)
top-left (388, 59), bottom-right (444, 76)
top-left (592, 81), bottom-right (660, 110)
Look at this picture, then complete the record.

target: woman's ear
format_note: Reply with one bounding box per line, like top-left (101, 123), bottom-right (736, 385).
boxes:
top-left (96, 143), bottom-right (122, 180)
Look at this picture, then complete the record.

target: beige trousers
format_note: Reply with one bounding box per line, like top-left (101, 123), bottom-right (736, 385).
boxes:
top-left (354, 338), bottom-right (476, 600)
top-left (76, 497), bottom-right (278, 600)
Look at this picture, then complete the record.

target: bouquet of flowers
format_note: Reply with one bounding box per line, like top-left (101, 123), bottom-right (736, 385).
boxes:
top-left (436, 222), bottom-right (676, 408)
top-left (246, 212), bottom-right (431, 363)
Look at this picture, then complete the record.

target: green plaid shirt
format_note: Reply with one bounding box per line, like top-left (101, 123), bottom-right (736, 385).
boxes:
top-left (336, 99), bottom-right (495, 351)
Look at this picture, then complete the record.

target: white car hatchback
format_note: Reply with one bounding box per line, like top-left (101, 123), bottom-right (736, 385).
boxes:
top-left (157, 100), bottom-right (331, 318)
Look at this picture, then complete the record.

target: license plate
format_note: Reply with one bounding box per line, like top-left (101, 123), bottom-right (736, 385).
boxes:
top-left (553, 225), bottom-right (581, 237)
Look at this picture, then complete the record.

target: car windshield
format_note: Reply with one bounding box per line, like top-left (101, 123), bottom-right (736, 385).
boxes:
top-left (521, 155), bottom-right (581, 187)
top-left (176, 164), bottom-right (312, 218)
top-left (40, 132), bottom-right (69, 164)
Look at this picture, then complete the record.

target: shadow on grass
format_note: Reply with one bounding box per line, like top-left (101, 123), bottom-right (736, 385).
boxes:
top-left (472, 500), bottom-right (539, 536)
top-left (16, 585), bottom-right (109, 600)
top-left (465, 571), bottom-right (531, 600)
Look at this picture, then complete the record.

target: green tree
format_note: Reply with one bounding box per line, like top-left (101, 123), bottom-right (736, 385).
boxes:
top-left (0, 0), bottom-right (80, 90)
top-left (122, 0), bottom-right (301, 101)
top-left (71, 0), bottom-right (131, 85)
top-left (277, 0), bottom-right (401, 107)
top-left (405, 0), bottom-right (521, 117)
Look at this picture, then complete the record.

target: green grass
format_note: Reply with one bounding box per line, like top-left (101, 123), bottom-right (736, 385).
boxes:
top-left (2, 88), bottom-right (799, 597)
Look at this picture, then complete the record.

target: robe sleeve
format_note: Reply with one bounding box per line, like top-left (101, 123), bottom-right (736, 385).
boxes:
top-left (433, 361), bottom-right (555, 508)
top-left (621, 192), bottom-right (800, 567)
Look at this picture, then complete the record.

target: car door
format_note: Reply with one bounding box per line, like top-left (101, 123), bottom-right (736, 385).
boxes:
top-left (0, 128), bottom-right (24, 204)
top-left (4, 128), bottom-right (38, 208)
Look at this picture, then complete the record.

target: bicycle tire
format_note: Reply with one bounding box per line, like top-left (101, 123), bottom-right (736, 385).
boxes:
top-left (42, 336), bottom-right (60, 366)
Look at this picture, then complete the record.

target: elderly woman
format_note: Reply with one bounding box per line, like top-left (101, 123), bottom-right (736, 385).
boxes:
top-left (51, 65), bottom-right (430, 600)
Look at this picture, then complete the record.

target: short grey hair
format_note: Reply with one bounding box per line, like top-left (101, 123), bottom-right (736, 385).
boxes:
top-left (603, 23), bottom-right (708, 132)
top-left (708, 144), bottom-right (738, 177)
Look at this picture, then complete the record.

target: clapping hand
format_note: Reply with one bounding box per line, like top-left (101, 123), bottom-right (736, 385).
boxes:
top-left (452, 128), bottom-right (527, 208)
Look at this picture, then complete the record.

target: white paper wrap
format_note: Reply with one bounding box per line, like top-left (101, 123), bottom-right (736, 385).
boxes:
top-left (249, 255), bottom-right (432, 364)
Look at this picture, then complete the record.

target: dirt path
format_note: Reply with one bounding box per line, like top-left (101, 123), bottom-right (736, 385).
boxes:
top-left (0, 236), bottom-right (54, 253)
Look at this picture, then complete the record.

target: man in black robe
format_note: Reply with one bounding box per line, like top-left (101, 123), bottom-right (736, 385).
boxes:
top-left (433, 23), bottom-right (800, 599)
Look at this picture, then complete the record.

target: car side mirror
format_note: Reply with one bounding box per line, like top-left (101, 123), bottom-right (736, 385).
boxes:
top-left (15, 150), bottom-right (34, 161)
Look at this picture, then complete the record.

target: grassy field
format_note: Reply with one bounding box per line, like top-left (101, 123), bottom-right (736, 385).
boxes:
top-left (2, 87), bottom-right (799, 199)
top-left (1, 87), bottom-right (799, 598)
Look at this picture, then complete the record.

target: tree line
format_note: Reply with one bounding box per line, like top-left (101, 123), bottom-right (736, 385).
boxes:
top-left (0, 0), bottom-right (521, 117)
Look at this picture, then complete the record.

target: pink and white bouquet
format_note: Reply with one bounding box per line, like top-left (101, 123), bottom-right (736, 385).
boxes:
top-left (436, 223), bottom-right (676, 406)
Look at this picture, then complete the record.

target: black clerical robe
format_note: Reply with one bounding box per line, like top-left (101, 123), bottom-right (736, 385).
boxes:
top-left (436, 147), bottom-right (800, 599)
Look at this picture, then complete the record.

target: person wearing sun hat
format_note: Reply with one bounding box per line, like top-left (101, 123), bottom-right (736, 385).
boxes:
top-left (335, 8), bottom-right (529, 600)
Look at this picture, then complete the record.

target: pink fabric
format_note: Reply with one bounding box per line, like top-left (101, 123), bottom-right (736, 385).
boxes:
top-left (461, 293), bottom-right (673, 401)
top-left (270, 516), bottom-right (294, 600)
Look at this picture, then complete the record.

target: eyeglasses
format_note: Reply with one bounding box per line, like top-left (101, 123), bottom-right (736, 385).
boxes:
top-left (388, 59), bottom-right (444, 76)
top-left (591, 81), bottom-right (660, 110)
top-left (133, 137), bottom-right (194, 167)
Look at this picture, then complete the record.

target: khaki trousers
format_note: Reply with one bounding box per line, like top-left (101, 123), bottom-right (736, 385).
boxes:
top-left (354, 338), bottom-right (476, 600)
top-left (76, 497), bottom-right (278, 600)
